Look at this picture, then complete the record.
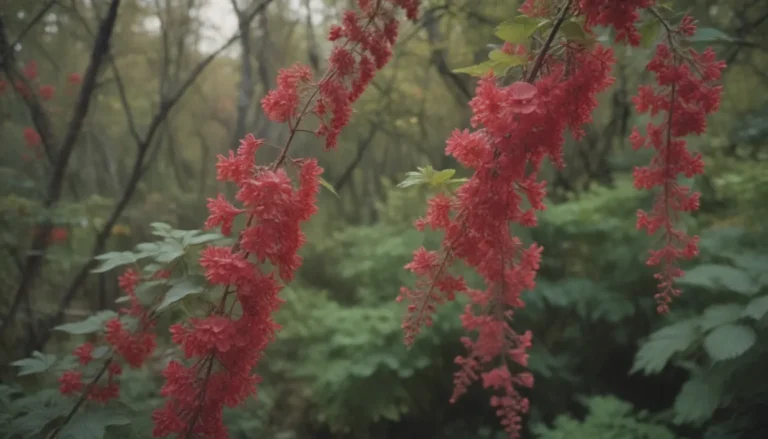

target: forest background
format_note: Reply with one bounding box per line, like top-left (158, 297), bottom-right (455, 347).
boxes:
top-left (1, 0), bottom-right (768, 438)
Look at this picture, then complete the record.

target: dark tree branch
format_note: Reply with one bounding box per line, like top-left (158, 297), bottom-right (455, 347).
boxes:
top-left (1, 0), bottom-right (122, 342)
top-left (10, 0), bottom-right (58, 49)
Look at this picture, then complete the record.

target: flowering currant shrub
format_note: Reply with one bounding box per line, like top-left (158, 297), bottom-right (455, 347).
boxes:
top-left (398, 1), bottom-right (725, 438)
top-left (4, 0), bottom-right (727, 438)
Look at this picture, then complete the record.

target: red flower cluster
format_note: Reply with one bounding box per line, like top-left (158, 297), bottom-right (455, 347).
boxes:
top-left (261, 0), bottom-right (419, 150)
top-left (631, 18), bottom-right (726, 313)
top-left (58, 269), bottom-right (157, 402)
top-left (151, 137), bottom-right (320, 439)
top-left (153, 2), bottom-right (421, 437)
top-left (400, 38), bottom-right (615, 437)
top-left (577, 0), bottom-right (655, 46)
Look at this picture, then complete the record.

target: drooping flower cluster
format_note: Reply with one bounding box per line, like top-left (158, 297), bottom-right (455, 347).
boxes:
top-left (151, 136), bottom-right (321, 438)
top-left (631, 18), bottom-right (726, 313)
top-left (152, 2), bottom-right (420, 438)
top-left (57, 268), bottom-right (159, 402)
top-left (400, 36), bottom-right (615, 437)
top-left (400, 3), bottom-right (726, 437)
top-left (576, 0), bottom-right (655, 46)
top-left (262, 0), bottom-right (420, 151)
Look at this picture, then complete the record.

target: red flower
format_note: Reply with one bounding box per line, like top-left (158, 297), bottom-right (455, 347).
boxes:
top-left (58, 371), bottom-right (83, 395)
top-left (39, 84), bottom-right (55, 100)
top-left (22, 60), bottom-right (38, 80)
top-left (49, 227), bottom-right (68, 243)
top-left (23, 127), bottom-right (41, 148)
top-left (68, 72), bottom-right (82, 85)
top-left (73, 342), bottom-right (95, 366)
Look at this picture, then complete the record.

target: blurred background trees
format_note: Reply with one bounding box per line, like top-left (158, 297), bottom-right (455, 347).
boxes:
top-left (1, 0), bottom-right (767, 438)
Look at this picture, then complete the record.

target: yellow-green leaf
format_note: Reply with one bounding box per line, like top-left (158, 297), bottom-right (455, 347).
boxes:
top-left (639, 19), bottom-right (661, 48)
top-left (495, 16), bottom-right (548, 43)
top-left (559, 19), bottom-right (589, 41)
top-left (431, 169), bottom-right (456, 185)
top-left (318, 176), bottom-right (340, 198)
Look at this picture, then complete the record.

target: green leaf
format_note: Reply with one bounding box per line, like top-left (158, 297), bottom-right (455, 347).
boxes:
top-left (54, 310), bottom-right (118, 335)
top-left (452, 60), bottom-right (504, 77)
top-left (743, 294), bottom-right (768, 320)
top-left (689, 27), bottom-right (737, 44)
top-left (57, 407), bottom-right (130, 439)
top-left (132, 279), bottom-right (166, 306)
top-left (156, 276), bottom-right (206, 311)
top-left (673, 370), bottom-right (725, 424)
top-left (559, 19), bottom-right (589, 41)
top-left (184, 232), bottom-right (225, 246)
top-left (678, 264), bottom-right (759, 295)
top-left (397, 172), bottom-right (429, 188)
top-left (149, 222), bottom-right (173, 237)
top-left (318, 176), bottom-right (340, 198)
top-left (5, 402), bottom-right (69, 438)
top-left (430, 169), bottom-right (456, 185)
top-left (698, 303), bottom-right (744, 331)
top-left (153, 241), bottom-right (185, 263)
top-left (90, 251), bottom-right (137, 273)
top-left (10, 351), bottom-right (57, 377)
top-left (631, 319), bottom-right (698, 374)
top-left (703, 323), bottom-right (757, 362)
top-left (639, 19), bottom-right (661, 48)
top-left (495, 15), bottom-right (547, 43)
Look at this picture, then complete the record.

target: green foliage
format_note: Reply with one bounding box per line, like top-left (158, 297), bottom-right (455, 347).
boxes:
top-left (397, 166), bottom-right (467, 191)
top-left (55, 311), bottom-right (119, 335)
top-left (532, 396), bottom-right (679, 439)
top-left (631, 225), bottom-right (768, 425)
top-left (10, 352), bottom-right (58, 377)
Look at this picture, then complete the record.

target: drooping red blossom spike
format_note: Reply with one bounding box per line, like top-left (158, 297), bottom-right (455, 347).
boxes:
top-left (400, 23), bottom-right (615, 439)
top-left (632, 18), bottom-right (726, 313)
top-left (58, 268), bottom-right (161, 404)
top-left (0, 79), bottom-right (7, 95)
top-left (576, 0), bottom-right (655, 46)
top-left (73, 342), bottom-right (95, 366)
top-left (154, 2), bottom-right (421, 437)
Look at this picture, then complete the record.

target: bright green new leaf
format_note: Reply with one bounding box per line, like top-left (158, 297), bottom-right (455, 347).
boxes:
top-left (319, 176), bottom-right (340, 198)
top-left (156, 276), bottom-right (206, 311)
top-left (54, 310), bottom-right (118, 335)
top-left (703, 323), bottom-right (756, 362)
top-left (639, 19), bottom-right (661, 48)
top-left (453, 60), bottom-right (502, 77)
top-left (743, 294), bottom-right (768, 320)
top-left (10, 351), bottom-right (57, 377)
top-left (495, 15), bottom-right (547, 43)
top-left (559, 19), bottom-right (588, 41)
top-left (430, 169), bottom-right (456, 185)
top-left (631, 319), bottom-right (698, 374)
